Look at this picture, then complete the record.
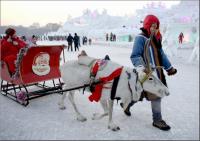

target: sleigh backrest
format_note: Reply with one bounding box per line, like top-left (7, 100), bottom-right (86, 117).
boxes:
top-left (1, 45), bottom-right (64, 85)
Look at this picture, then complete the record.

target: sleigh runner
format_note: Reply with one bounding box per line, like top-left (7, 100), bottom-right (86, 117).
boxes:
top-left (1, 45), bottom-right (65, 106)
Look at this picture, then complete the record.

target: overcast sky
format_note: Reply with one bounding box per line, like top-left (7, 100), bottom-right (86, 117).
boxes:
top-left (1, 1), bottom-right (180, 27)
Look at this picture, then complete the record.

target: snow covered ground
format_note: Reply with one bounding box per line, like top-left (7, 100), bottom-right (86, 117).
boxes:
top-left (0, 43), bottom-right (199, 140)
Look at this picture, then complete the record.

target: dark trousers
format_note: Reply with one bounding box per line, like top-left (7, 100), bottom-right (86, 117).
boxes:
top-left (68, 43), bottom-right (73, 51)
top-left (128, 98), bottom-right (162, 122)
top-left (74, 43), bottom-right (79, 52)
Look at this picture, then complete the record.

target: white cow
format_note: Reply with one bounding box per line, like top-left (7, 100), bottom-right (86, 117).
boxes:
top-left (58, 51), bottom-right (169, 131)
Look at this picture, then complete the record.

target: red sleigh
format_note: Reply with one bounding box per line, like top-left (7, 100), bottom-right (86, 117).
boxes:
top-left (1, 45), bottom-right (65, 106)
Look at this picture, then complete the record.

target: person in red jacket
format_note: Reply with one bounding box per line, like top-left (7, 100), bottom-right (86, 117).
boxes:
top-left (0, 28), bottom-right (27, 75)
top-left (178, 32), bottom-right (184, 44)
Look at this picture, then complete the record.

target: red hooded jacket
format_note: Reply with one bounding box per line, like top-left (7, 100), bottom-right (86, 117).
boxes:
top-left (1, 36), bottom-right (27, 74)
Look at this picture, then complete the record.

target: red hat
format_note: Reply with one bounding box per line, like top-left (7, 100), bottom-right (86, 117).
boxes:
top-left (143, 15), bottom-right (160, 35)
top-left (5, 28), bottom-right (16, 36)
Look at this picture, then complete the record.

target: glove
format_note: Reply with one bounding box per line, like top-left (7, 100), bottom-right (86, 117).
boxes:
top-left (167, 67), bottom-right (177, 76)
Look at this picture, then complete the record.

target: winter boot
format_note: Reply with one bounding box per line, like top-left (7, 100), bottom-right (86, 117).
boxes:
top-left (152, 120), bottom-right (171, 131)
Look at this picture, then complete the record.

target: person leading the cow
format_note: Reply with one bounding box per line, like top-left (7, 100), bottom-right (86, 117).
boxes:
top-left (123, 15), bottom-right (177, 131)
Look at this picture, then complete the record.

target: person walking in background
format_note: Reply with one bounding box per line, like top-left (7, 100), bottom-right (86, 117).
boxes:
top-left (122, 15), bottom-right (177, 131)
top-left (113, 34), bottom-right (116, 41)
top-left (89, 38), bottom-right (92, 45)
top-left (84, 36), bottom-right (88, 45)
top-left (73, 33), bottom-right (79, 52)
top-left (82, 36), bottom-right (87, 45)
top-left (110, 32), bottom-right (113, 41)
top-left (67, 33), bottom-right (74, 51)
top-left (82, 36), bottom-right (85, 45)
top-left (178, 32), bottom-right (184, 44)
top-left (106, 33), bottom-right (109, 41)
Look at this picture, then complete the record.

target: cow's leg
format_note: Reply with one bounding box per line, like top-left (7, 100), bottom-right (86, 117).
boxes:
top-left (58, 91), bottom-right (67, 110)
top-left (108, 100), bottom-right (120, 131)
top-left (92, 99), bottom-right (109, 120)
top-left (68, 90), bottom-right (87, 122)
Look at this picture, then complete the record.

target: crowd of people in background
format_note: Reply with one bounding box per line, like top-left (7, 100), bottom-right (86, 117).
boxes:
top-left (0, 31), bottom-right (93, 53)
top-left (67, 33), bottom-right (80, 52)
top-left (66, 34), bottom-right (93, 52)
top-left (106, 32), bottom-right (116, 42)
top-left (82, 36), bottom-right (92, 46)
top-left (66, 33), bottom-right (93, 52)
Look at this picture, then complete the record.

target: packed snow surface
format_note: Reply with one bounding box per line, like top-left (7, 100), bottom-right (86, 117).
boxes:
top-left (0, 43), bottom-right (199, 140)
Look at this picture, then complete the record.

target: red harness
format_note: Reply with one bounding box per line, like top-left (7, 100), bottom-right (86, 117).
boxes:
top-left (89, 60), bottom-right (123, 102)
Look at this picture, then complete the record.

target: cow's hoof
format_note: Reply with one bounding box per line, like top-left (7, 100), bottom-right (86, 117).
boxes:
top-left (108, 124), bottom-right (120, 131)
top-left (59, 106), bottom-right (66, 110)
top-left (77, 116), bottom-right (87, 122)
top-left (111, 127), bottom-right (120, 131)
top-left (58, 102), bottom-right (66, 110)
